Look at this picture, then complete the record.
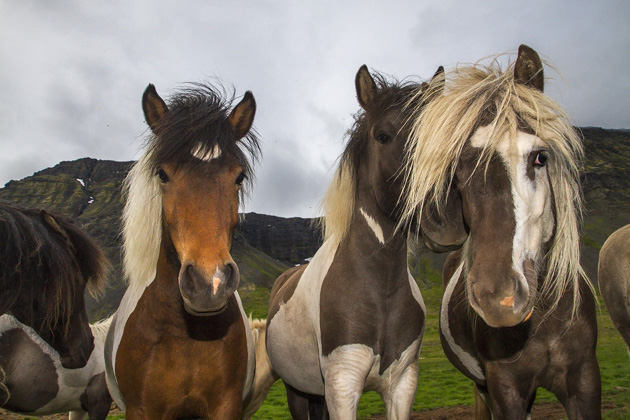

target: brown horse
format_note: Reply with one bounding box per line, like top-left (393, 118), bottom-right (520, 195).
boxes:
top-left (104, 83), bottom-right (264, 419)
top-left (403, 45), bottom-right (601, 419)
top-left (0, 203), bottom-right (109, 417)
top-left (599, 224), bottom-right (630, 349)
top-left (266, 65), bottom-right (444, 420)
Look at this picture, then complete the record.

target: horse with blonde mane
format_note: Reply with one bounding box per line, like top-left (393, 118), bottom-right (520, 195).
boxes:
top-left (266, 65), bottom-right (444, 420)
top-left (104, 82), bottom-right (267, 419)
top-left (403, 45), bottom-right (600, 419)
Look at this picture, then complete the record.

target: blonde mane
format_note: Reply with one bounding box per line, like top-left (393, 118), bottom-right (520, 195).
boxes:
top-left (90, 315), bottom-right (114, 343)
top-left (403, 58), bottom-right (592, 315)
top-left (122, 152), bottom-right (163, 295)
top-left (320, 160), bottom-right (357, 243)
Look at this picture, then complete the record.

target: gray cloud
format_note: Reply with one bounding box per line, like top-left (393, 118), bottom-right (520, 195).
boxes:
top-left (1, 0), bottom-right (629, 217)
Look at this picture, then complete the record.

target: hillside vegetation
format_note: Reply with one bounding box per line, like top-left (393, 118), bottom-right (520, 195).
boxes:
top-left (1, 127), bottom-right (629, 418)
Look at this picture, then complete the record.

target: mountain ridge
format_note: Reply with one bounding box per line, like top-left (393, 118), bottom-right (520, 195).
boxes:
top-left (1, 126), bottom-right (629, 318)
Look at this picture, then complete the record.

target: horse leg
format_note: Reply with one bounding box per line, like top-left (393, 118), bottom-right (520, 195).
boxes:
top-left (322, 345), bottom-right (373, 420)
top-left (473, 384), bottom-right (492, 420)
top-left (485, 373), bottom-right (532, 420)
top-left (381, 362), bottom-right (418, 420)
top-left (82, 372), bottom-right (113, 420)
top-left (285, 382), bottom-right (328, 420)
top-left (68, 411), bottom-right (87, 420)
top-left (553, 358), bottom-right (602, 420)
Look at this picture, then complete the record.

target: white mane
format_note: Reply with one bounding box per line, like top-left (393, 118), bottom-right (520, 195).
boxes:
top-left (121, 152), bottom-right (162, 295)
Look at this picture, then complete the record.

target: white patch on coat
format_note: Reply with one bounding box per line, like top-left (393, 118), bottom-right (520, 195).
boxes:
top-left (440, 262), bottom-right (485, 381)
top-left (266, 237), bottom-right (339, 395)
top-left (235, 291), bottom-right (255, 400)
top-left (470, 127), bottom-right (554, 304)
top-left (192, 143), bottom-right (222, 161)
top-left (359, 207), bottom-right (385, 244)
top-left (322, 337), bottom-right (423, 419)
top-left (0, 315), bottom-right (107, 415)
top-left (322, 344), bottom-right (376, 418)
top-left (408, 268), bottom-right (426, 313)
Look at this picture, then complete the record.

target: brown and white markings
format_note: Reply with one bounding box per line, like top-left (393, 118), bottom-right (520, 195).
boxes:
top-left (403, 45), bottom-right (601, 420)
top-left (266, 65), bottom-right (444, 420)
top-left (0, 315), bottom-right (112, 420)
top-left (599, 224), bottom-right (630, 349)
top-left (104, 83), bottom-right (264, 419)
top-left (0, 204), bottom-right (107, 370)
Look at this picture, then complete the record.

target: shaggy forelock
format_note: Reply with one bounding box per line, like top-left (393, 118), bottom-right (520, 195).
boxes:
top-left (123, 82), bottom-right (260, 291)
top-left (402, 57), bottom-right (592, 317)
top-left (146, 83), bottom-right (261, 195)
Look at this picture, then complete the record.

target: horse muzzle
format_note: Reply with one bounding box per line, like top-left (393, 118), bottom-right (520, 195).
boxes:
top-left (178, 262), bottom-right (240, 316)
top-left (467, 270), bottom-right (536, 328)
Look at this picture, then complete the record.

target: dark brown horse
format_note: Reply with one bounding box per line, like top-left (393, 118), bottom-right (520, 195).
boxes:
top-left (599, 225), bottom-right (630, 349)
top-left (0, 203), bottom-right (107, 368)
top-left (403, 45), bottom-right (601, 419)
top-left (104, 83), bottom-right (265, 419)
top-left (266, 65), bottom-right (444, 420)
top-left (0, 203), bottom-right (109, 417)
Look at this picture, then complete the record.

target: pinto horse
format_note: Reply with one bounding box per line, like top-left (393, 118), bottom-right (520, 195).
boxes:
top-left (0, 203), bottom-right (108, 415)
top-left (0, 314), bottom-right (112, 419)
top-left (403, 45), bottom-right (601, 419)
top-left (599, 225), bottom-right (630, 349)
top-left (0, 204), bottom-right (107, 369)
top-left (104, 83), bottom-right (265, 419)
top-left (266, 65), bottom-right (444, 420)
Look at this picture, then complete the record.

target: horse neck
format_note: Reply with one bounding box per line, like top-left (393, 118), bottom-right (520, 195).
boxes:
top-left (342, 174), bottom-right (408, 272)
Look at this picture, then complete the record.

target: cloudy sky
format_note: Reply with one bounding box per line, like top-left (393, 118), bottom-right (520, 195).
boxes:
top-left (1, 0), bottom-right (628, 217)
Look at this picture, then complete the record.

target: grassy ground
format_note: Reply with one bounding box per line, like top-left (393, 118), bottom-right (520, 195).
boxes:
top-left (248, 279), bottom-right (630, 420)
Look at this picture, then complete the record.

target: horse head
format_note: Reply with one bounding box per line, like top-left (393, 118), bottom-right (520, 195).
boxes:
top-left (411, 45), bottom-right (583, 328)
top-left (141, 84), bottom-right (257, 316)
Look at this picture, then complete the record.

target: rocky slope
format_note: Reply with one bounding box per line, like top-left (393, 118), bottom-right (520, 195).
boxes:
top-left (1, 127), bottom-right (629, 318)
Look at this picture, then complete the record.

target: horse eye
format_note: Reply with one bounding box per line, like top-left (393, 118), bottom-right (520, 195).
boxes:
top-left (375, 132), bottom-right (392, 144)
top-left (157, 168), bottom-right (169, 183)
top-left (533, 152), bottom-right (548, 167)
top-left (235, 172), bottom-right (246, 186)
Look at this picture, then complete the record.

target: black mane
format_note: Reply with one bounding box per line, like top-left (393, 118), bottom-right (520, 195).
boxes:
top-left (0, 203), bottom-right (107, 331)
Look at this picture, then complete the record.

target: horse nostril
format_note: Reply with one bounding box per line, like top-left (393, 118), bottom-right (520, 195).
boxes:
top-left (180, 264), bottom-right (198, 297)
top-left (225, 262), bottom-right (240, 292)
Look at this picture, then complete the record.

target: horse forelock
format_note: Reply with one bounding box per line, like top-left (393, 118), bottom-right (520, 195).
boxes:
top-left (123, 83), bottom-right (261, 293)
top-left (146, 82), bottom-right (261, 198)
top-left (320, 73), bottom-right (420, 244)
top-left (403, 57), bottom-right (592, 317)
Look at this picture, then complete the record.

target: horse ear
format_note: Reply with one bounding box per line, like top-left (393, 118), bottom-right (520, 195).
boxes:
top-left (228, 91), bottom-right (256, 140)
top-left (422, 65), bottom-right (445, 102)
top-left (142, 84), bottom-right (169, 133)
top-left (356, 65), bottom-right (377, 109)
top-left (420, 187), bottom-right (468, 253)
top-left (514, 44), bottom-right (544, 92)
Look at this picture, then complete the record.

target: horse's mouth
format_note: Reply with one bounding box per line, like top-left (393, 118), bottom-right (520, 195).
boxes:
top-left (183, 302), bottom-right (228, 317)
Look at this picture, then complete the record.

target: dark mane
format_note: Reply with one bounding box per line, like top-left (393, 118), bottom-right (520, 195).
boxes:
top-left (146, 83), bottom-right (261, 194)
top-left (339, 73), bottom-right (420, 184)
top-left (0, 203), bottom-right (108, 332)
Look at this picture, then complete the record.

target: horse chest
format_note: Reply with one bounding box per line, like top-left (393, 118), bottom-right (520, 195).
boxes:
top-left (319, 258), bottom-right (424, 374)
top-left (115, 293), bottom-right (248, 411)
